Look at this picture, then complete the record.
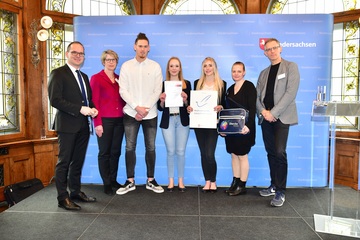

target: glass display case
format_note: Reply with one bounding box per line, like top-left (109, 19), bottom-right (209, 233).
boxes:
top-left (312, 101), bottom-right (360, 238)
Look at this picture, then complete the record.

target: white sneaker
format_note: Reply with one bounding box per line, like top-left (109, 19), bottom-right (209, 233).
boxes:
top-left (146, 179), bottom-right (164, 193)
top-left (116, 180), bottom-right (136, 195)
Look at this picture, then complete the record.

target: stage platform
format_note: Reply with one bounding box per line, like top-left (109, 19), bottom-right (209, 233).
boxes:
top-left (0, 183), bottom-right (357, 239)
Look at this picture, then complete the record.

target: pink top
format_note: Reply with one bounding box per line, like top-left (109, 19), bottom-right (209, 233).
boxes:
top-left (90, 70), bottom-right (125, 127)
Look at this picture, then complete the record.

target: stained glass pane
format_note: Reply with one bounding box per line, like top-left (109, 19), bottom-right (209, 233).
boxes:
top-left (0, 10), bottom-right (20, 135)
top-left (46, 0), bottom-right (133, 15)
top-left (161, 0), bottom-right (238, 15)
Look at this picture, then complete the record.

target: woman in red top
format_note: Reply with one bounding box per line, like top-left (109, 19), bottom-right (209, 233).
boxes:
top-left (90, 50), bottom-right (126, 195)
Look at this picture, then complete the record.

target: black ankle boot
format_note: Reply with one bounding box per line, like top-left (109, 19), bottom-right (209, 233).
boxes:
top-left (225, 177), bottom-right (239, 193)
top-left (228, 180), bottom-right (247, 196)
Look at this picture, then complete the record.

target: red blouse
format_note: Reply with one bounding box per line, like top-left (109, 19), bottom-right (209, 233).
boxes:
top-left (90, 70), bottom-right (125, 127)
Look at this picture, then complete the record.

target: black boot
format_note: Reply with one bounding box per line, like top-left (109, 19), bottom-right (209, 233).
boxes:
top-left (225, 177), bottom-right (239, 194)
top-left (228, 180), bottom-right (247, 196)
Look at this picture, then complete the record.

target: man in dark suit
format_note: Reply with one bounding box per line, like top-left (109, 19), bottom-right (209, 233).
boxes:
top-left (256, 38), bottom-right (300, 207)
top-left (48, 41), bottom-right (99, 210)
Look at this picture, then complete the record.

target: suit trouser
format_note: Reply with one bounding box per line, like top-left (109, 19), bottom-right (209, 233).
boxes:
top-left (55, 118), bottom-right (90, 201)
top-left (261, 120), bottom-right (289, 193)
top-left (96, 117), bottom-right (124, 185)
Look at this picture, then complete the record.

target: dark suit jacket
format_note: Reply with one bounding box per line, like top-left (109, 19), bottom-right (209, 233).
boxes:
top-left (48, 64), bottom-right (95, 133)
top-left (157, 80), bottom-right (191, 129)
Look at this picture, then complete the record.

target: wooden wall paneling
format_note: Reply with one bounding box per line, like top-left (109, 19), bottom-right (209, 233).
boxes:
top-left (261, 0), bottom-right (271, 13)
top-left (140, 0), bottom-right (155, 14)
top-left (33, 140), bottom-right (58, 186)
top-left (156, 0), bottom-right (166, 14)
top-left (335, 137), bottom-right (359, 190)
top-left (333, 9), bottom-right (360, 23)
top-left (132, 0), bottom-right (141, 14)
top-left (9, 145), bottom-right (35, 184)
top-left (23, 0), bottom-right (45, 140)
top-left (34, 142), bottom-right (57, 186)
top-left (0, 158), bottom-right (11, 202)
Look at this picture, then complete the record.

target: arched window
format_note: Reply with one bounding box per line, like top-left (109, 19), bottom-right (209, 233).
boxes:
top-left (161, 0), bottom-right (239, 14)
top-left (268, 0), bottom-right (360, 129)
top-left (45, 0), bottom-right (135, 129)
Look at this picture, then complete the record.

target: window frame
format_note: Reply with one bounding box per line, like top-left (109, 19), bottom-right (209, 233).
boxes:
top-left (0, 2), bottom-right (26, 141)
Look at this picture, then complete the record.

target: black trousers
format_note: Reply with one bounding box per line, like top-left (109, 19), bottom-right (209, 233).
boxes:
top-left (96, 117), bottom-right (124, 185)
top-left (261, 120), bottom-right (290, 193)
top-left (55, 118), bottom-right (90, 201)
top-left (194, 128), bottom-right (219, 182)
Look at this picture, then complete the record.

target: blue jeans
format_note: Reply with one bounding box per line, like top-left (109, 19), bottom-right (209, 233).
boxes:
top-left (123, 114), bottom-right (157, 179)
top-left (161, 115), bottom-right (190, 178)
top-left (261, 120), bottom-right (290, 193)
top-left (194, 128), bottom-right (218, 182)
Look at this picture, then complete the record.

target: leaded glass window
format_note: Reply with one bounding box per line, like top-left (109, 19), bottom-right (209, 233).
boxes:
top-left (0, 10), bottom-right (20, 135)
top-left (47, 0), bottom-right (134, 15)
top-left (161, 0), bottom-right (239, 15)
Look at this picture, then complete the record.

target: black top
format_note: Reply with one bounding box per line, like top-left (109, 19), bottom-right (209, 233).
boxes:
top-left (224, 80), bottom-right (256, 155)
top-left (264, 62), bottom-right (280, 110)
top-left (157, 80), bottom-right (191, 129)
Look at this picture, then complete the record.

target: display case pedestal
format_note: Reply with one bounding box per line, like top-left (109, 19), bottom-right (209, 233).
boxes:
top-left (312, 101), bottom-right (360, 238)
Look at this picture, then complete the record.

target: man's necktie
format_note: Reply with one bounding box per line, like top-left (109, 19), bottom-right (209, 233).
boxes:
top-left (76, 70), bottom-right (93, 134)
top-left (76, 70), bottom-right (88, 106)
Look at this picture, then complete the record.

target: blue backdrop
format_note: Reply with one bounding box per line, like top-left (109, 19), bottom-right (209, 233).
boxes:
top-left (74, 14), bottom-right (333, 187)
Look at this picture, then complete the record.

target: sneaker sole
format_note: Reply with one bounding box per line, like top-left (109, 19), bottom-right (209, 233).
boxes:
top-left (270, 201), bottom-right (284, 207)
top-left (146, 185), bottom-right (164, 193)
top-left (270, 198), bottom-right (285, 207)
top-left (259, 192), bottom-right (275, 197)
top-left (116, 186), bottom-right (136, 195)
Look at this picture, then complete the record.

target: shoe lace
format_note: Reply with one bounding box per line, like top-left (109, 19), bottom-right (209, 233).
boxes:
top-left (149, 179), bottom-right (158, 186)
top-left (126, 180), bottom-right (134, 187)
top-left (274, 192), bottom-right (283, 200)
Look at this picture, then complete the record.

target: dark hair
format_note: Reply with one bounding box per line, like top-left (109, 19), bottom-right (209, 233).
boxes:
top-left (232, 61), bottom-right (245, 71)
top-left (135, 32), bottom-right (149, 44)
top-left (67, 41), bottom-right (84, 52)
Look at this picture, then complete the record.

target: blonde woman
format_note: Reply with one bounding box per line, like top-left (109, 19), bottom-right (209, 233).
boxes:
top-left (90, 49), bottom-right (126, 196)
top-left (158, 57), bottom-right (191, 192)
top-left (187, 57), bottom-right (226, 192)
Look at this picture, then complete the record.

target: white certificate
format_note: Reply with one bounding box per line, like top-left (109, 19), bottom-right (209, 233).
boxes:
top-left (189, 90), bottom-right (218, 129)
top-left (164, 81), bottom-right (183, 107)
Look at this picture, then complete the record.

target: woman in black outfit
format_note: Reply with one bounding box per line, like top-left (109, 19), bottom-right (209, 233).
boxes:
top-left (223, 61), bottom-right (256, 196)
top-left (187, 57), bottom-right (226, 192)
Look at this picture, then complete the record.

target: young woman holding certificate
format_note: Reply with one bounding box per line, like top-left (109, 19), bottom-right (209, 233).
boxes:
top-left (158, 57), bottom-right (191, 192)
top-left (187, 57), bottom-right (226, 193)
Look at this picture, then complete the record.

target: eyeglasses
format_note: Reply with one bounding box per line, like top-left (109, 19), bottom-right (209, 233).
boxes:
top-left (70, 51), bottom-right (85, 57)
top-left (264, 45), bottom-right (281, 52)
top-left (105, 58), bottom-right (116, 63)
